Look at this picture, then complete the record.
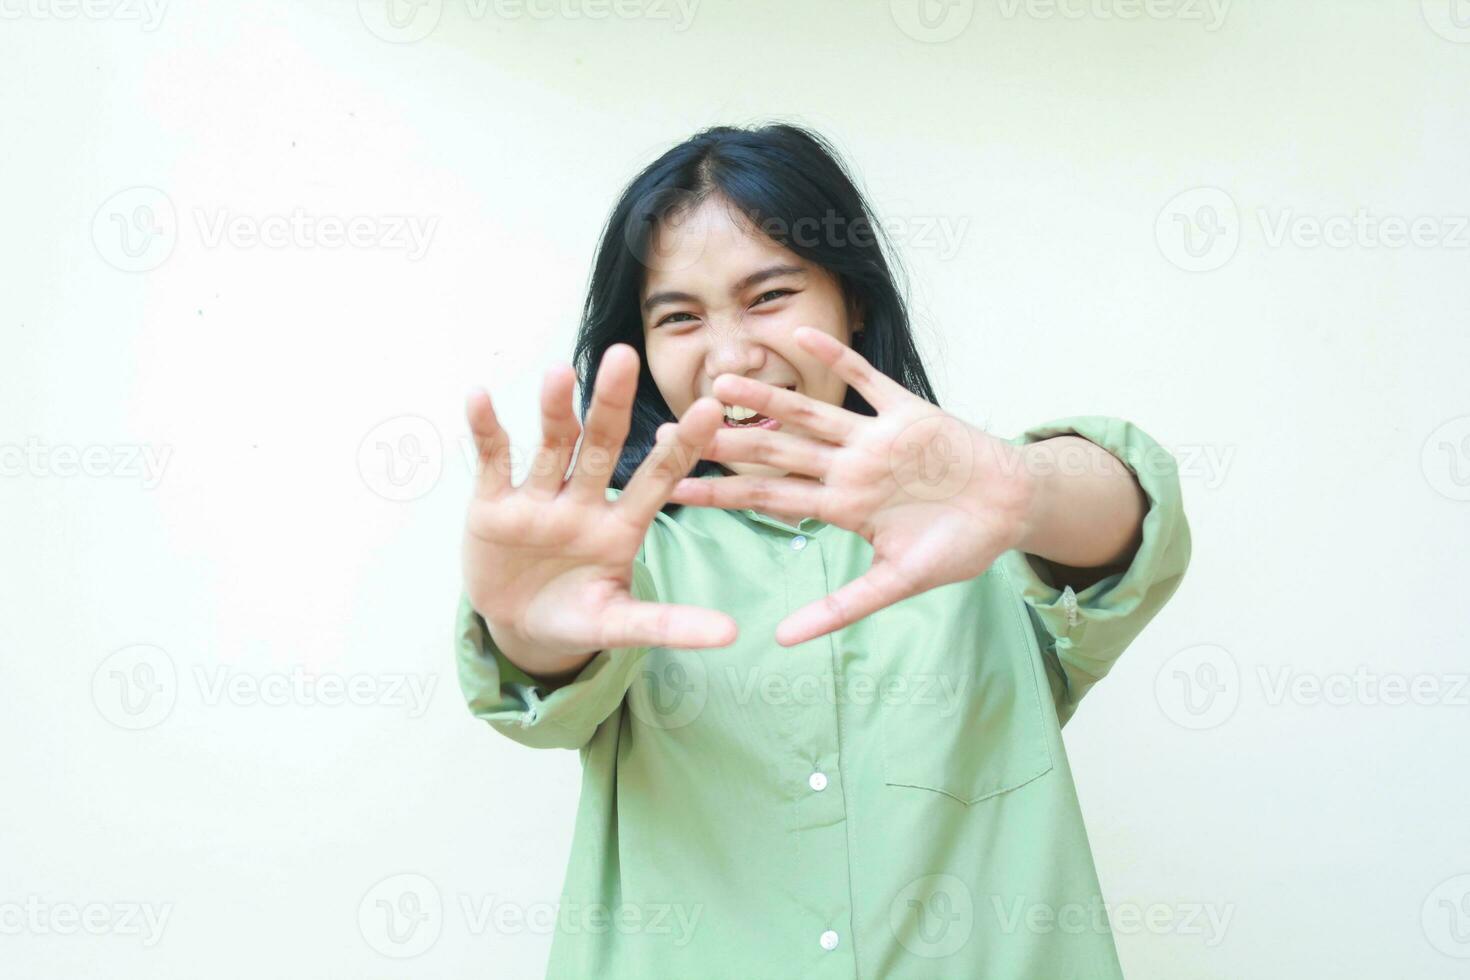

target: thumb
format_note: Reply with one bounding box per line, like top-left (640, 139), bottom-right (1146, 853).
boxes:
top-left (600, 598), bottom-right (738, 651)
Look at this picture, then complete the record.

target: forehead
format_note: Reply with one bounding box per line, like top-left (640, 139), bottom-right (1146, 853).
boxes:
top-left (641, 196), bottom-right (804, 294)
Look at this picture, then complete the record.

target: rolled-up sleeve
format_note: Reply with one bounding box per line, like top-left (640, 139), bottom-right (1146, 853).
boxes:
top-left (455, 493), bottom-right (660, 750)
top-left (998, 416), bottom-right (1192, 727)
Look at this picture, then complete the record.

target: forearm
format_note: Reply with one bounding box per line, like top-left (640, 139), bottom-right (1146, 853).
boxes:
top-left (1014, 435), bottom-right (1147, 574)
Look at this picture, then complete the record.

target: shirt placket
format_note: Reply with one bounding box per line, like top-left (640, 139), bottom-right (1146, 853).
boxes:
top-left (747, 512), bottom-right (858, 975)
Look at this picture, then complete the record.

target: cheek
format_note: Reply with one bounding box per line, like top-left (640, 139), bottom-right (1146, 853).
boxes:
top-left (645, 343), bottom-right (693, 413)
top-left (789, 370), bottom-right (843, 417)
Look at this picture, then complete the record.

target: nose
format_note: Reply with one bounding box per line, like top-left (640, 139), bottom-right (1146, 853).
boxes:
top-left (702, 318), bottom-right (765, 386)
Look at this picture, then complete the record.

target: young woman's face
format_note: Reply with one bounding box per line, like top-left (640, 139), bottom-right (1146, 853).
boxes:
top-left (639, 194), bottom-right (860, 480)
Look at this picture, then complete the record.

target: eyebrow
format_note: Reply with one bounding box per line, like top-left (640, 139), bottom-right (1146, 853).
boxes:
top-left (642, 264), bottom-right (807, 312)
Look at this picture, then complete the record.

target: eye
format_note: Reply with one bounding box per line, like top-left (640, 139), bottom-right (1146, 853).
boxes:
top-left (656, 311), bottom-right (698, 327)
top-left (751, 288), bottom-right (793, 307)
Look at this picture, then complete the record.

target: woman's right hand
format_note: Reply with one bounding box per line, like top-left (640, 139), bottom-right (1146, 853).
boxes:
top-left (461, 343), bottom-right (736, 681)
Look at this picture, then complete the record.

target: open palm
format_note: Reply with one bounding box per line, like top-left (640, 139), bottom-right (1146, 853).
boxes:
top-left (666, 326), bottom-right (1035, 647)
top-left (463, 344), bottom-right (736, 668)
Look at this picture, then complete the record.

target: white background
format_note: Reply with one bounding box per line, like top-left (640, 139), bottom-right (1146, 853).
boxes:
top-left (4, 1), bottom-right (1468, 977)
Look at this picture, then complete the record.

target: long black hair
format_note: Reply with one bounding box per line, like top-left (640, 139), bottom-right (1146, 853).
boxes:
top-left (572, 122), bottom-right (939, 505)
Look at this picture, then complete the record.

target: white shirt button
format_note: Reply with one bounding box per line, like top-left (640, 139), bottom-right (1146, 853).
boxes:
top-left (808, 771), bottom-right (828, 792)
top-left (819, 930), bottom-right (839, 951)
top-left (790, 535), bottom-right (807, 551)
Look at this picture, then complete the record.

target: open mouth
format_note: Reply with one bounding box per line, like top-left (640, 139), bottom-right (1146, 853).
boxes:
top-left (721, 385), bottom-right (792, 429)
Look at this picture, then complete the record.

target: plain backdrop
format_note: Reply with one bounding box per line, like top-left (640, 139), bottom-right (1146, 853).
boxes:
top-left (4, 1), bottom-right (1468, 977)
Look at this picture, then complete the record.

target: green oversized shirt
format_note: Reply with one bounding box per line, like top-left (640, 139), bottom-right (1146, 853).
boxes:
top-left (455, 415), bottom-right (1191, 979)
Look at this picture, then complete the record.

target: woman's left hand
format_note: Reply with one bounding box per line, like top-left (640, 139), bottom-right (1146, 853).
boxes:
top-left (664, 326), bottom-right (1039, 647)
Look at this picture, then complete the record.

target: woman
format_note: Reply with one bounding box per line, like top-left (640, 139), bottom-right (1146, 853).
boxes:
top-left (456, 123), bottom-right (1191, 978)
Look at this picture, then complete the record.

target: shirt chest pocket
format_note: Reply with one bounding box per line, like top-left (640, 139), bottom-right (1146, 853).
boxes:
top-left (873, 572), bottom-right (1054, 805)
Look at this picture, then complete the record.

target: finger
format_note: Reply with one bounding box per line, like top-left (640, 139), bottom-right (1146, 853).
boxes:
top-left (601, 597), bottom-right (738, 650)
top-left (774, 559), bottom-right (916, 647)
top-left (618, 397), bottom-right (724, 527)
top-left (568, 344), bottom-right (639, 502)
top-left (700, 426), bottom-right (835, 480)
top-left (465, 387), bottom-right (513, 499)
top-left (792, 325), bottom-right (909, 412)
top-left (711, 374), bottom-right (859, 444)
top-left (525, 363), bottom-right (581, 498)
top-left (667, 472), bottom-right (827, 518)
